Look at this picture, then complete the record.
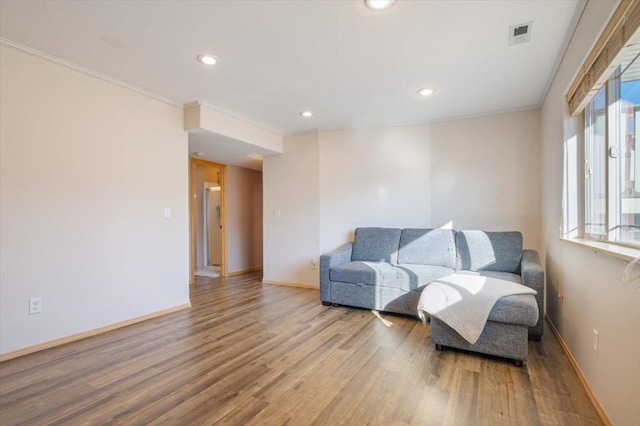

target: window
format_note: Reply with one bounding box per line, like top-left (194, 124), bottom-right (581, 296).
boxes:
top-left (583, 46), bottom-right (640, 247)
top-left (584, 86), bottom-right (607, 238)
top-left (564, 1), bottom-right (640, 250)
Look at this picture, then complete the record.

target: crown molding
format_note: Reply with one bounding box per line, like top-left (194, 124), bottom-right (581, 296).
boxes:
top-left (1, 38), bottom-right (183, 109)
top-left (290, 105), bottom-right (539, 137)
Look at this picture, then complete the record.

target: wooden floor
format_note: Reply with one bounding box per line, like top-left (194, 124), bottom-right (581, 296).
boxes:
top-left (1, 272), bottom-right (602, 425)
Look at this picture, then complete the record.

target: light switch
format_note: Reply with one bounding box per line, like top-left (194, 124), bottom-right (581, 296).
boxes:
top-left (164, 207), bottom-right (172, 219)
top-left (274, 209), bottom-right (281, 218)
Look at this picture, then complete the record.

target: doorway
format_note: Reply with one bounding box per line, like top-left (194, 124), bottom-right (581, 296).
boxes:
top-left (190, 158), bottom-right (227, 281)
top-left (204, 182), bottom-right (222, 273)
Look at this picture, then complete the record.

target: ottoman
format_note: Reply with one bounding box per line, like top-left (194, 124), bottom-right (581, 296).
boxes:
top-left (430, 292), bottom-right (539, 366)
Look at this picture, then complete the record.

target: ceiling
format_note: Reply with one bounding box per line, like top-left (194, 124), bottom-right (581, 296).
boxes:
top-left (0, 0), bottom-right (583, 170)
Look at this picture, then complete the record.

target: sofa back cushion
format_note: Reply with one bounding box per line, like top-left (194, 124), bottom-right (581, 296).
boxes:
top-left (397, 228), bottom-right (457, 269)
top-left (352, 227), bottom-right (402, 264)
top-left (456, 230), bottom-right (523, 273)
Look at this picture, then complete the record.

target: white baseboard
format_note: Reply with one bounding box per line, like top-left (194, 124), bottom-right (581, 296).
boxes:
top-left (262, 279), bottom-right (319, 290)
top-left (545, 314), bottom-right (612, 426)
top-left (0, 303), bottom-right (192, 362)
top-left (227, 267), bottom-right (263, 277)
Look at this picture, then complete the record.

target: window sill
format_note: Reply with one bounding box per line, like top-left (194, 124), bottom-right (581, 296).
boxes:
top-left (560, 237), bottom-right (640, 262)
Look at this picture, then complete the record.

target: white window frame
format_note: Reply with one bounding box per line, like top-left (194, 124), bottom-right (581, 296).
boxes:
top-left (581, 64), bottom-right (640, 249)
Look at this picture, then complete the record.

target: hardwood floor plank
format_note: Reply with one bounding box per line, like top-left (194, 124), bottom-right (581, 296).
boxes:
top-left (442, 368), bottom-right (480, 426)
top-left (246, 375), bottom-right (348, 426)
top-left (0, 272), bottom-right (604, 425)
top-left (505, 362), bottom-right (544, 425)
top-left (410, 383), bottom-right (450, 426)
top-left (303, 347), bottom-right (394, 425)
top-left (214, 396), bottom-right (271, 426)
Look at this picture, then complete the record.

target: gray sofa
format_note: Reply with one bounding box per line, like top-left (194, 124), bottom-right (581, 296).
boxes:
top-left (320, 227), bottom-right (544, 364)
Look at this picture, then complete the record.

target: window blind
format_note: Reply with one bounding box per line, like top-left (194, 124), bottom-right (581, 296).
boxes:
top-left (566, 0), bottom-right (640, 116)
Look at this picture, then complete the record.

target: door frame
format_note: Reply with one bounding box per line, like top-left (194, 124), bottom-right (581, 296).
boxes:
top-left (189, 158), bottom-right (228, 282)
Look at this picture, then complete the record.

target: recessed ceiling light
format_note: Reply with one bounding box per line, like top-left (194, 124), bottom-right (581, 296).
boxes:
top-left (365, 0), bottom-right (396, 11)
top-left (417, 88), bottom-right (436, 97)
top-left (193, 151), bottom-right (205, 157)
top-left (197, 54), bottom-right (220, 65)
top-left (300, 111), bottom-right (314, 118)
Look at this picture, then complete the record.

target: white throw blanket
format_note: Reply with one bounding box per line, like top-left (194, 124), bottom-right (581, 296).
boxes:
top-left (417, 273), bottom-right (537, 344)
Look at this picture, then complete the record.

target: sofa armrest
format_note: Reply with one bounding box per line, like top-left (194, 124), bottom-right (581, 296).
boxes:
top-left (320, 243), bottom-right (353, 302)
top-left (521, 249), bottom-right (544, 340)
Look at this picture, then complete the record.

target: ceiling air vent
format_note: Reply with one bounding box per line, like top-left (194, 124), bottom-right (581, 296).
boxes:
top-left (509, 21), bottom-right (532, 46)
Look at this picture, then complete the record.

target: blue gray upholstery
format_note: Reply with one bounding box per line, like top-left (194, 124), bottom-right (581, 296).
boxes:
top-left (398, 228), bottom-right (456, 269)
top-left (330, 261), bottom-right (397, 287)
top-left (395, 265), bottom-right (456, 290)
top-left (320, 243), bottom-right (352, 304)
top-left (454, 269), bottom-right (522, 284)
top-left (487, 294), bottom-right (539, 325)
top-left (520, 249), bottom-right (544, 340)
top-left (456, 230), bottom-right (523, 273)
top-left (430, 318), bottom-right (531, 362)
top-left (330, 261), bottom-right (454, 291)
top-left (351, 227), bottom-right (401, 264)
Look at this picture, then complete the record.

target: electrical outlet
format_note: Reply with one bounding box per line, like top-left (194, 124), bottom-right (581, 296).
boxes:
top-left (593, 329), bottom-right (599, 354)
top-left (311, 258), bottom-right (318, 269)
top-left (29, 298), bottom-right (42, 315)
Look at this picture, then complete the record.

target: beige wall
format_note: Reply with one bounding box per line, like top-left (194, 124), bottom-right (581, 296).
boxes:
top-left (0, 45), bottom-right (190, 355)
top-left (319, 125), bottom-right (433, 255)
top-left (541, 1), bottom-right (640, 424)
top-left (264, 109), bottom-right (541, 287)
top-left (226, 165), bottom-right (263, 274)
top-left (430, 110), bottom-right (542, 251)
top-left (263, 132), bottom-right (320, 284)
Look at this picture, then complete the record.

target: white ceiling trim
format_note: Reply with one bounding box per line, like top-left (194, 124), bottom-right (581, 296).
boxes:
top-left (0, 37), bottom-right (183, 109)
top-left (286, 104), bottom-right (541, 137)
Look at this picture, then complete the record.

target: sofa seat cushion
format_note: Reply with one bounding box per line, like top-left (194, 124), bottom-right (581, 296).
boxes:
top-left (330, 261), bottom-right (394, 286)
top-left (398, 228), bottom-right (457, 269)
top-left (397, 264), bottom-right (456, 291)
top-left (330, 261), bottom-right (453, 292)
top-left (352, 227), bottom-right (402, 264)
top-left (448, 270), bottom-right (537, 326)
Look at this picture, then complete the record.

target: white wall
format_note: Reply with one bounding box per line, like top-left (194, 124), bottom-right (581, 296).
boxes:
top-left (0, 45), bottom-right (190, 355)
top-left (264, 110), bottom-right (541, 287)
top-left (540, 1), bottom-right (640, 424)
top-left (263, 132), bottom-right (320, 285)
top-left (226, 165), bottom-right (263, 273)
